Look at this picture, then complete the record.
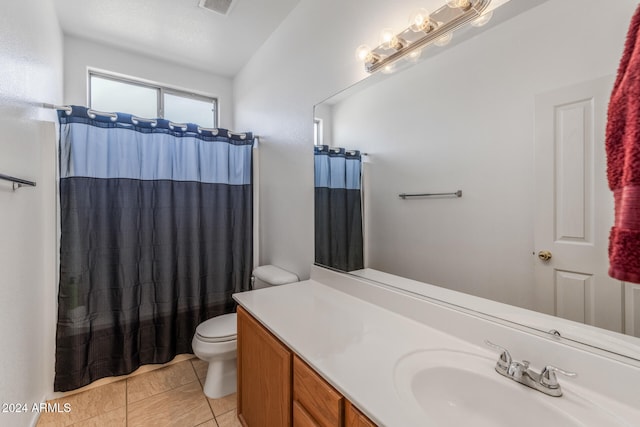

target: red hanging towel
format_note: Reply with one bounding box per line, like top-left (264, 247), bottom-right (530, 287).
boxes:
top-left (607, 4), bottom-right (640, 284)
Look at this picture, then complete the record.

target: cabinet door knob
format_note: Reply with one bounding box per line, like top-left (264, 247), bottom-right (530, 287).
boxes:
top-left (538, 250), bottom-right (552, 261)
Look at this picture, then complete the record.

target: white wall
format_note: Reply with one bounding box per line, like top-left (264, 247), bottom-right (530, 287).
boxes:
top-left (64, 35), bottom-right (235, 128)
top-left (234, 0), bottom-right (438, 279)
top-left (0, 1), bottom-right (62, 426)
top-left (235, 0), bottom-right (636, 301)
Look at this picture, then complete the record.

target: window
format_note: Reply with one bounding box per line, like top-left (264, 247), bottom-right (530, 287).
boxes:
top-left (314, 118), bottom-right (323, 146)
top-left (89, 72), bottom-right (217, 128)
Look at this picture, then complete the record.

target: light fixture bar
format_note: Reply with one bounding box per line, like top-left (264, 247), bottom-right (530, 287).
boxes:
top-left (366, 0), bottom-right (491, 73)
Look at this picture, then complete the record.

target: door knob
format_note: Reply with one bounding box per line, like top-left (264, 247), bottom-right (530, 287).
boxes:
top-left (538, 250), bottom-right (552, 261)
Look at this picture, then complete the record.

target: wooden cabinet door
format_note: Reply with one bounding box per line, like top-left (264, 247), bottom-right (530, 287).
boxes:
top-left (293, 400), bottom-right (321, 427)
top-left (345, 401), bottom-right (376, 427)
top-left (293, 355), bottom-right (344, 427)
top-left (237, 306), bottom-right (292, 427)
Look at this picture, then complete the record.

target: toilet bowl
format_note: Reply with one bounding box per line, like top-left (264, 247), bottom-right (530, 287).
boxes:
top-left (192, 265), bottom-right (299, 398)
top-left (192, 312), bottom-right (238, 398)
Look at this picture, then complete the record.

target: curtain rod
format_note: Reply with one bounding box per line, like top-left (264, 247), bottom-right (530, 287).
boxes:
top-left (41, 103), bottom-right (258, 140)
top-left (317, 145), bottom-right (368, 156)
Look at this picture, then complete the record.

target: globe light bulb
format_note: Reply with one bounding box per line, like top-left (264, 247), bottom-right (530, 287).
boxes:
top-left (381, 63), bottom-right (396, 74)
top-left (406, 49), bottom-right (422, 63)
top-left (408, 8), bottom-right (431, 32)
top-left (355, 45), bottom-right (372, 62)
top-left (379, 28), bottom-right (395, 48)
top-left (434, 32), bottom-right (453, 47)
top-left (471, 10), bottom-right (493, 27)
top-left (446, 0), bottom-right (471, 9)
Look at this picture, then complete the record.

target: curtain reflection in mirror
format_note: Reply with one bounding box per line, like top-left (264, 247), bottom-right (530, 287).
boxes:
top-left (314, 145), bottom-right (364, 271)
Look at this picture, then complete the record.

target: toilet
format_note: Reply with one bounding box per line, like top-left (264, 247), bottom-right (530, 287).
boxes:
top-left (192, 265), bottom-right (299, 398)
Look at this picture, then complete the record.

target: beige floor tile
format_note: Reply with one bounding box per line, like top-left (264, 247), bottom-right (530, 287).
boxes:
top-left (69, 406), bottom-right (126, 427)
top-left (127, 360), bottom-right (197, 404)
top-left (207, 393), bottom-right (236, 417)
top-left (127, 381), bottom-right (213, 427)
top-left (191, 358), bottom-right (208, 380)
top-left (195, 420), bottom-right (218, 427)
top-left (215, 410), bottom-right (242, 427)
top-left (37, 380), bottom-right (126, 426)
top-left (36, 413), bottom-right (66, 427)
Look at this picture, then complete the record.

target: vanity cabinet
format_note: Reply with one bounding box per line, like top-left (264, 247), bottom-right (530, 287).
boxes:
top-left (345, 402), bottom-right (376, 427)
top-left (237, 306), bottom-right (292, 427)
top-left (293, 355), bottom-right (343, 426)
top-left (237, 306), bottom-right (376, 427)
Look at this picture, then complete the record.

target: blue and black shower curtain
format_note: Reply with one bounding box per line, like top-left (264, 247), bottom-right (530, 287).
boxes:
top-left (314, 145), bottom-right (364, 271)
top-left (55, 106), bottom-right (253, 391)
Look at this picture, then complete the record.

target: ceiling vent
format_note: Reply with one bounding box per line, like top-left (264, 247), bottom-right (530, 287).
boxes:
top-left (198, 0), bottom-right (235, 16)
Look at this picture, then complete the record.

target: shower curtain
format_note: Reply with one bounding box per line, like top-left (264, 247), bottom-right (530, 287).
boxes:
top-left (314, 145), bottom-right (364, 271)
top-left (55, 106), bottom-right (253, 391)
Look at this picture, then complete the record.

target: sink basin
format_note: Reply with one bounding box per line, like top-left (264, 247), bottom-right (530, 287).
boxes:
top-left (393, 349), bottom-right (628, 427)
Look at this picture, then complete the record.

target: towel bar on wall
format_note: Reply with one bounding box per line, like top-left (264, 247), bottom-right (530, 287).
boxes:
top-left (399, 190), bottom-right (462, 199)
top-left (0, 173), bottom-right (37, 191)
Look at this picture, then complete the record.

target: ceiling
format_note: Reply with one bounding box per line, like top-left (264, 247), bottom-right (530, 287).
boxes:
top-left (53, 0), bottom-right (300, 77)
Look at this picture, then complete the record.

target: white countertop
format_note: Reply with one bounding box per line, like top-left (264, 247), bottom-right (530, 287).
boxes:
top-left (233, 279), bottom-right (497, 426)
top-left (234, 268), bottom-right (640, 427)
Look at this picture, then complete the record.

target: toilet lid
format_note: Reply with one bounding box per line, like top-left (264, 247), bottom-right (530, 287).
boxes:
top-left (253, 265), bottom-right (299, 285)
top-left (196, 313), bottom-right (237, 342)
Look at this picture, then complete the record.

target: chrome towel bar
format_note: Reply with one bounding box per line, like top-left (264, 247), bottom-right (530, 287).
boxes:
top-left (0, 173), bottom-right (37, 190)
top-left (399, 190), bottom-right (462, 199)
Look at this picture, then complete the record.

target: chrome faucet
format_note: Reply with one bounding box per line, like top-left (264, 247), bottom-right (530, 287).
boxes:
top-left (485, 340), bottom-right (577, 397)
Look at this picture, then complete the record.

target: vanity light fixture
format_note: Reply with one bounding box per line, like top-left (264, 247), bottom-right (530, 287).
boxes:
top-left (406, 49), bottom-right (423, 63)
top-left (471, 10), bottom-right (494, 27)
top-left (446, 0), bottom-right (472, 9)
top-left (433, 30), bottom-right (453, 47)
top-left (357, 0), bottom-right (491, 73)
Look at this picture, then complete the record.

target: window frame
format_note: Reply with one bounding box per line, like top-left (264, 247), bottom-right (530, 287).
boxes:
top-left (314, 118), bottom-right (323, 146)
top-left (88, 70), bottom-right (218, 127)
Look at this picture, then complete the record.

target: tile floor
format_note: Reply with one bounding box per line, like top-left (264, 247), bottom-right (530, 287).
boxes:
top-left (37, 359), bottom-right (242, 427)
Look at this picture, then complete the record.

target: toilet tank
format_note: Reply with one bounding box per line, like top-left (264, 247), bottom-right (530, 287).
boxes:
top-left (252, 265), bottom-right (299, 289)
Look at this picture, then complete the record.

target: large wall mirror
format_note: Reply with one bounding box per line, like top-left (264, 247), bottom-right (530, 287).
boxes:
top-left (314, 0), bottom-right (640, 361)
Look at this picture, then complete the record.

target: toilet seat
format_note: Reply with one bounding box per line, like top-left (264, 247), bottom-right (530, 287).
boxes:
top-left (195, 313), bottom-right (237, 343)
top-left (196, 333), bottom-right (236, 343)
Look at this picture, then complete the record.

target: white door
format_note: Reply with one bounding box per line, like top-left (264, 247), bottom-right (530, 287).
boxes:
top-left (534, 76), bottom-right (626, 334)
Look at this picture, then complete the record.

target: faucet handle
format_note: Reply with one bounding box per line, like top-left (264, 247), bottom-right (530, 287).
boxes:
top-left (540, 365), bottom-right (577, 388)
top-left (484, 340), bottom-right (512, 369)
top-left (507, 360), bottom-right (529, 379)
